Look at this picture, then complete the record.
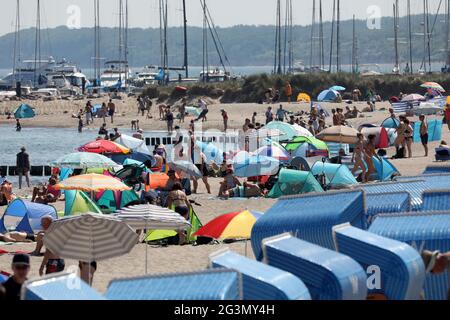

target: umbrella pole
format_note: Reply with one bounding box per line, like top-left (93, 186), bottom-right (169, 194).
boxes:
top-left (145, 220), bottom-right (148, 274)
top-left (244, 240), bottom-right (248, 257)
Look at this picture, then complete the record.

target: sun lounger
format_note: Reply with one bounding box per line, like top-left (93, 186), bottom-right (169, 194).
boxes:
top-left (333, 223), bottom-right (425, 300)
top-left (365, 192), bottom-right (411, 225)
top-left (251, 190), bottom-right (366, 260)
top-left (421, 190), bottom-right (450, 212)
top-left (262, 233), bottom-right (367, 300)
top-left (22, 272), bottom-right (105, 300)
top-left (209, 249), bottom-right (311, 300)
top-left (105, 269), bottom-right (242, 300)
top-left (369, 212), bottom-right (450, 300)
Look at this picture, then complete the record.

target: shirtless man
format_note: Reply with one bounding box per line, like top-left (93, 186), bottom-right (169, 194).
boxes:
top-left (31, 216), bottom-right (53, 256)
top-left (419, 114), bottom-right (429, 157)
top-left (38, 216), bottom-right (65, 275)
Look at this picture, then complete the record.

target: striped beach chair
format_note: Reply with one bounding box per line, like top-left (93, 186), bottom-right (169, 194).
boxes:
top-left (360, 180), bottom-right (427, 211)
top-left (251, 190), bottom-right (366, 260)
top-left (423, 165), bottom-right (450, 175)
top-left (369, 212), bottom-right (450, 300)
top-left (262, 233), bottom-right (367, 300)
top-left (105, 269), bottom-right (242, 300)
top-left (333, 223), bottom-right (425, 300)
top-left (365, 192), bottom-right (411, 225)
top-left (209, 249), bottom-right (311, 300)
top-left (421, 190), bottom-right (450, 212)
top-left (22, 273), bottom-right (105, 300)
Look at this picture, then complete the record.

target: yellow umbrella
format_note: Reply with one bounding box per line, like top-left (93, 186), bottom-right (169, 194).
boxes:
top-left (56, 173), bottom-right (131, 192)
top-left (297, 93), bottom-right (311, 102)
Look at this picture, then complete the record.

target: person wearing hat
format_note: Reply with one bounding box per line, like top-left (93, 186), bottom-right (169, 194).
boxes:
top-left (16, 147), bottom-right (30, 189)
top-left (3, 253), bottom-right (30, 300)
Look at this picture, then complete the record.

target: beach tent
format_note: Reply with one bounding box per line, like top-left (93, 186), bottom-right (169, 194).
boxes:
top-left (14, 104), bottom-right (35, 119)
top-left (265, 121), bottom-right (312, 141)
top-left (310, 162), bottom-right (358, 188)
top-left (196, 141), bottom-right (224, 164)
top-left (413, 119), bottom-right (442, 143)
top-left (371, 157), bottom-right (399, 181)
top-left (96, 190), bottom-right (139, 211)
top-left (233, 152), bottom-right (280, 177)
top-left (0, 199), bottom-right (57, 233)
top-left (117, 134), bottom-right (151, 155)
top-left (268, 168), bottom-right (324, 198)
top-left (361, 127), bottom-right (389, 149)
top-left (145, 207), bottom-right (203, 244)
top-left (381, 117), bottom-right (400, 129)
top-left (317, 89), bottom-right (339, 102)
top-left (285, 136), bottom-right (329, 158)
top-left (64, 190), bottom-right (102, 216)
top-left (297, 93), bottom-right (311, 102)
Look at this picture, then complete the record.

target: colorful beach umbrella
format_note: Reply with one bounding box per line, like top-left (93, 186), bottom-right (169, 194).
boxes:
top-left (402, 94), bottom-right (425, 102)
top-left (329, 85), bottom-right (346, 91)
top-left (193, 210), bottom-right (263, 239)
top-left (78, 140), bottom-right (130, 154)
top-left (169, 160), bottom-right (202, 178)
top-left (49, 152), bottom-right (119, 169)
top-left (255, 145), bottom-right (291, 162)
top-left (421, 82), bottom-right (445, 92)
top-left (56, 173), bottom-right (131, 192)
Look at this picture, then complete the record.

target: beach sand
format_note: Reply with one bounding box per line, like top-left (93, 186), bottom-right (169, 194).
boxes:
top-left (0, 96), bottom-right (449, 293)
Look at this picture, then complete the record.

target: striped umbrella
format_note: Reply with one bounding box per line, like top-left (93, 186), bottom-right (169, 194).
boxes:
top-left (421, 82), bottom-right (445, 92)
top-left (193, 210), bottom-right (263, 240)
top-left (78, 140), bottom-right (130, 154)
top-left (55, 173), bottom-right (131, 192)
top-left (114, 204), bottom-right (191, 230)
top-left (49, 152), bottom-right (119, 169)
top-left (43, 213), bottom-right (138, 261)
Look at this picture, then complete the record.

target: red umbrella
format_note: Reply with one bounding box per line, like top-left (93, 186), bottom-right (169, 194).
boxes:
top-left (78, 140), bottom-right (130, 154)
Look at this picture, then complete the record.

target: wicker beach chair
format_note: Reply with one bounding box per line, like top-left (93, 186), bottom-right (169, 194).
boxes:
top-left (421, 190), bottom-right (450, 212)
top-left (365, 192), bottom-right (411, 225)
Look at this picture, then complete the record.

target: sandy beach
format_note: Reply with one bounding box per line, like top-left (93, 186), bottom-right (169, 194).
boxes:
top-left (0, 96), bottom-right (449, 294)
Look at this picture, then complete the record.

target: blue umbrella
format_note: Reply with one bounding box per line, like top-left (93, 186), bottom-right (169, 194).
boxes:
top-left (196, 141), bottom-right (224, 164)
top-left (233, 152), bottom-right (280, 177)
top-left (329, 85), bottom-right (346, 91)
top-left (317, 89), bottom-right (339, 102)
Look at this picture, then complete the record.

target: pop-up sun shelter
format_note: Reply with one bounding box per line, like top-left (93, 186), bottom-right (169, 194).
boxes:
top-left (284, 136), bottom-right (329, 158)
top-left (310, 162), bottom-right (358, 188)
top-left (64, 190), bottom-right (102, 216)
top-left (0, 199), bottom-right (57, 233)
top-left (96, 190), bottom-right (139, 211)
top-left (268, 168), bottom-right (324, 198)
top-left (14, 104), bottom-right (36, 119)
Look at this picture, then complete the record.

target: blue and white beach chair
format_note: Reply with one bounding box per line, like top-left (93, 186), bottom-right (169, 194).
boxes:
top-left (423, 165), bottom-right (450, 175)
top-left (365, 192), bottom-right (411, 225)
top-left (251, 190), bottom-right (366, 260)
top-left (369, 212), bottom-right (450, 300)
top-left (105, 269), bottom-right (242, 300)
top-left (209, 249), bottom-right (311, 300)
top-left (421, 190), bottom-right (450, 212)
top-left (333, 223), bottom-right (425, 300)
top-left (22, 272), bottom-right (105, 300)
top-left (262, 233), bottom-right (367, 300)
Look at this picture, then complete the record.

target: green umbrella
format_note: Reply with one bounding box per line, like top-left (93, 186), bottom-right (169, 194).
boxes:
top-left (285, 136), bottom-right (329, 152)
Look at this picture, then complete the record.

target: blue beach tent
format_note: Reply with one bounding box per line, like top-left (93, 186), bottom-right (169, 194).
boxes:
top-left (317, 89), bottom-right (339, 102)
top-left (310, 162), bottom-right (358, 188)
top-left (14, 104), bottom-right (35, 119)
top-left (0, 199), bottom-right (57, 233)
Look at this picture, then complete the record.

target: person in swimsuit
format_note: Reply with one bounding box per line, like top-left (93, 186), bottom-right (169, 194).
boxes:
top-left (218, 168), bottom-right (241, 197)
top-left (222, 182), bottom-right (263, 199)
top-left (403, 118), bottom-right (413, 158)
top-left (192, 146), bottom-right (211, 194)
top-left (419, 114), bottom-right (429, 157)
top-left (78, 261), bottom-right (97, 286)
top-left (38, 217), bottom-right (65, 274)
top-left (352, 133), bottom-right (367, 183)
top-left (394, 115), bottom-right (407, 154)
top-left (166, 182), bottom-right (191, 245)
top-left (363, 134), bottom-right (380, 182)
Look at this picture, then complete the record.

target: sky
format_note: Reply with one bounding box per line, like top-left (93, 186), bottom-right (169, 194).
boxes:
top-left (0, 0), bottom-right (446, 36)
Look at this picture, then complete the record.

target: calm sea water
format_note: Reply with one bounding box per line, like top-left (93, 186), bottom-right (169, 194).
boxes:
top-left (0, 125), bottom-right (137, 166)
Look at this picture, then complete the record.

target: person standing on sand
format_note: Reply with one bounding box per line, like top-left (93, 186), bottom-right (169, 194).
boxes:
top-left (166, 107), bottom-right (174, 134)
top-left (101, 102), bottom-right (107, 123)
top-left (252, 112), bottom-right (257, 125)
top-left (364, 134), bottom-right (380, 182)
top-left (16, 147), bottom-right (30, 189)
top-left (221, 109), bottom-right (229, 131)
top-left (195, 99), bottom-right (209, 122)
top-left (285, 81), bottom-right (292, 103)
top-left (78, 116), bottom-right (83, 133)
top-left (352, 133), bottom-right (367, 183)
top-left (178, 102), bottom-right (186, 123)
top-left (265, 107), bottom-right (273, 124)
top-left (15, 119), bottom-right (21, 132)
top-left (419, 114), bottom-right (429, 157)
top-left (403, 118), bottom-right (413, 158)
top-left (108, 99), bottom-right (116, 124)
top-left (85, 101), bottom-right (93, 125)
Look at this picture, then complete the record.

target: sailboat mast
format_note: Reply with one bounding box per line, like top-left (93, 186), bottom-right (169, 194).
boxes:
top-left (309, 0), bottom-right (316, 71)
top-left (33, 0), bottom-right (41, 88)
top-left (352, 15), bottom-right (356, 73)
top-left (182, 0), bottom-right (189, 78)
top-left (13, 0), bottom-right (21, 86)
top-left (289, 0), bottom-right (293, 72)
top-left (319, 0), bottom-right (324, 69)
top-left (407, 0), bottom-right (413, 73)
top-left (125, 0), bottom-right (129, 85)
top-left (393, 1), bottom-right (399, 73)
top-left (329, 0), bottom-right (336, 73)
top-left (336, 0), bottom-right (341, 72)
top-left (277, 0), bottom-right (282, 74)
top-left (446, 0), bottom-right (450, 66)
top-left (202, 0), bottom-right (207, 82)
top-left (426, 0), bottom-right (432, 73)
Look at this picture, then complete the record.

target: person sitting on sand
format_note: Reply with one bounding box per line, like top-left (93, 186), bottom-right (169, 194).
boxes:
top-left (439, 141), bottom-right (449, 149)
top-left (221, 181), bottom-right (264, 199)
top-left (78, 261), bottom-right (97, 286)
top-left (98, 123), bottom-right (108, 136)
top-left (0, 178), bottom-right (14, 206)
top-left (0, 231), bottom-right (38, 243)
top-left (30, 216), bottom-right (54, 256)
top-left (218, 168), bottom-right (241, 197)
top-left (31, 177), bottom-right (60, 204)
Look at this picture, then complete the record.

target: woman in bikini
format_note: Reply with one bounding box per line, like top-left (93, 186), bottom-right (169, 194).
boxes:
top-left (403, 118), bottom-right (414, 158)
top-left (394, 116), bottom-right (407, 155)
top-left (352, 133), bottom-right (367, 183)
top-left (166, 182), bottom-right (191, 245)
top-left (364, 134), bottom-right (380, 182)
